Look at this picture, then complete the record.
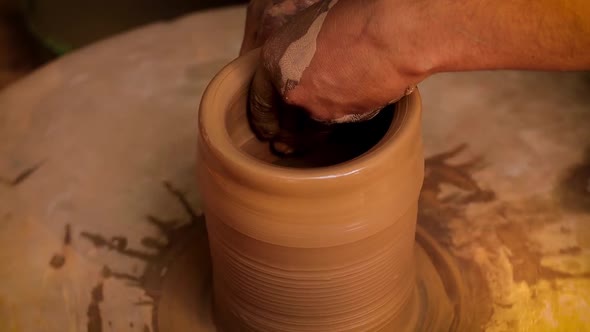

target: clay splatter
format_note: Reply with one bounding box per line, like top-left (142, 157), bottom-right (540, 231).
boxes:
top-left (419, 144), bottom-right (495, 245)
top-left (80, 181), bottom-right (205, 331)
top-left (0, 160), bottom-right (45, 187)
top-left (49, 224), bottom-right (72, 269)
top-left (418, 144), bottom-right (496, 329)
top-left (496, 218), bottom-right (590, 283)
top-left (80, 232), bottom-right (154, 262)
top-left (420, 144), bottom-right (590, 331)
top-left (49, 254), bottom-right (66, 269)
top-left (480, 197), bottom-right (590, 331)
top-left (87, 282), bottom-right (104, 332)
top-left (64, 223), bottom-right (72, 245)
top-left (163, 181), bottom-right (199, 221)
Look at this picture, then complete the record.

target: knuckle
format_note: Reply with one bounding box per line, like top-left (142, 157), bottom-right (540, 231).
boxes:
top-left (249, 100), bottom-right (279, 139)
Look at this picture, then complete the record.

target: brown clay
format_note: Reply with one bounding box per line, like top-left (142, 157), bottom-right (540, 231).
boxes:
top-left (197, 49), bottom-right (424, 331)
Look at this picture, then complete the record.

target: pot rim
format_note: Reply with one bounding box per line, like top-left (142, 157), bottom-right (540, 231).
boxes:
top-left (198, 49), bottom-right (422, 189)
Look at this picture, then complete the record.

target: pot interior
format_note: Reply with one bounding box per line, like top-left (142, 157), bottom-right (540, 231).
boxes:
top-left (224, 91), bottom-right (396, 168)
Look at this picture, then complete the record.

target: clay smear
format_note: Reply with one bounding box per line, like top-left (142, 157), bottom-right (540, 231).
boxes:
top-left (277, 0), bottom-right (389, 125)
top-left (278, 0), bottom-right (339, 92)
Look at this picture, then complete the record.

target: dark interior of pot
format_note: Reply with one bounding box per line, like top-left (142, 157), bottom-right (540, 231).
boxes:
top-left (225, 91), bottom-right (396, 168)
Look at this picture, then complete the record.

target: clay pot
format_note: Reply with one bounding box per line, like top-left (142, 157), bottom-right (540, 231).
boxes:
top-left (197, 49), bottom-right (424, 331)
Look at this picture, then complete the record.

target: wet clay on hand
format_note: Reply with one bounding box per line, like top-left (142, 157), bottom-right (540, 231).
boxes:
top-left (198, 50), bottom-right (424, 331)
top-left (247, 0), bottom-right (412, 155)
top-left (248, 0), bottom-right (345, 155)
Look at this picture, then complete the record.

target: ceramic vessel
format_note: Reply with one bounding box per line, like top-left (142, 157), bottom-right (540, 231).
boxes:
top-left (197, 49), bottom-right (424, 331)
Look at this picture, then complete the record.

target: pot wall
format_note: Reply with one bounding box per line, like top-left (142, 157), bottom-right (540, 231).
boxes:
top-left (197, 50), bottom-right (425, 331)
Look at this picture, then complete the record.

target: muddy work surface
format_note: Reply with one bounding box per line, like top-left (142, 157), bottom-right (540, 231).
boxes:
top-left (1, 5), bottom-right (590, 332)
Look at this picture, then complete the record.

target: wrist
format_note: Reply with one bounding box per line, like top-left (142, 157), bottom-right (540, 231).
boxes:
top-left (370, 0), bottom-right (448, 77)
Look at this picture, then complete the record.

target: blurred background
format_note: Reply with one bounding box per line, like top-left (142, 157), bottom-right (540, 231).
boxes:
top-left (0, 0), bottom-right (246, 90)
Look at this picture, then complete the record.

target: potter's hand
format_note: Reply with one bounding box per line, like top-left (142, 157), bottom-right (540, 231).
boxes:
top-left (256, 0), bottom-right (424, 122)
top-left (240, 0), bottom-right (325, 154)
top-left (246, 0), bottom-right (590, 154)
top-left (245, 0), bottom-right (425, 154)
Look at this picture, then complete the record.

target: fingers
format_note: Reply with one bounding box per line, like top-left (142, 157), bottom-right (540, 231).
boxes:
top-left (248, 65), bottom-right (332, 156)
top-left (248, 66), bottom-right (301, 156)
top-left (272, 104), bottom-right (333, 156)
top-left (244, 0), bottom-right (346, 155)
top-left (248, 66), bottom-right (280, 140)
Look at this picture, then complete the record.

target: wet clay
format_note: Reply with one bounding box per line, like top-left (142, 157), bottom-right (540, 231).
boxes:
top-left (156, 226), bottom-right (468, 332)
top-left (197, 49), bottom-right (424, 330)
top-left (278, 0), bottom-right (338, 94)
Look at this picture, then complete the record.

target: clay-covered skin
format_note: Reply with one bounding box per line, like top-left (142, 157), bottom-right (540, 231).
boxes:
top-left (243, 0), bottom-right (416, 156)
top-left (245, 0), bottom-right (336, 155)
top-left (240, 0), bottom-right (322, 55)
top-left (197, 50), bottom-right (424, 331)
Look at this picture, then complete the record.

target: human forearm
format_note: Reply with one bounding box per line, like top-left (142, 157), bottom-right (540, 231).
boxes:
top-left (245, 0), bottom-right (590, 142)
top-left (390, 0), bottom-right (590, 74)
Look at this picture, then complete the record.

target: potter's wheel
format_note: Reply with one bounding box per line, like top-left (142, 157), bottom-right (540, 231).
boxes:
top-left (156, 224), bottom-right (472, 331)
top-left (1, 5), bottom-right (589, 332)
